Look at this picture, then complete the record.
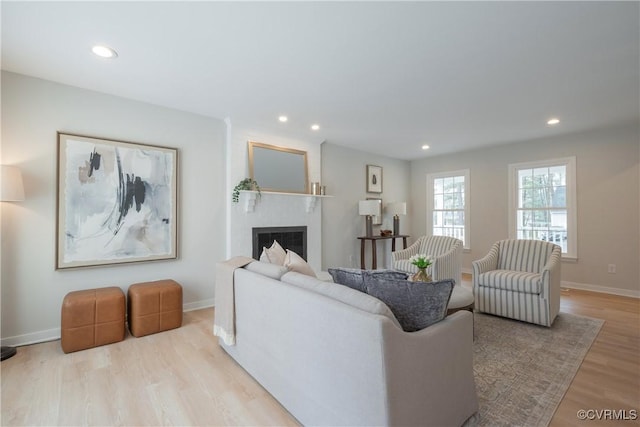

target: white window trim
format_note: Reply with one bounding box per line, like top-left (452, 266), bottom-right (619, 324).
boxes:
top-left (508, 156), bottom-right (577, 260)
top-left (426, 169), bottom-right (471, 250)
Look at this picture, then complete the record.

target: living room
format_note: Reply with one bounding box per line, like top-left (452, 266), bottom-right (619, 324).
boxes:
top-left (1, 2), bottom-right (639, 426)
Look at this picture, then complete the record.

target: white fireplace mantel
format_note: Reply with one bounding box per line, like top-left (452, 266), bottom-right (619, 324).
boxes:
top-left (230, 190), bottom-right (325, 271)
top-left (239, 190), bottom-right (332, 213)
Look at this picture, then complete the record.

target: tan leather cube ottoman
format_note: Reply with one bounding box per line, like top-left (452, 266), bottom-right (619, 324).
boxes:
top-left (61, 287), bottom-right (126, 354)
top-left (128, 279), bottom-right (183, 337)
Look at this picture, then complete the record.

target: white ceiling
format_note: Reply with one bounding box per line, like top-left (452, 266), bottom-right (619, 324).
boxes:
top-left (2, 1), bottom-right (638, 160)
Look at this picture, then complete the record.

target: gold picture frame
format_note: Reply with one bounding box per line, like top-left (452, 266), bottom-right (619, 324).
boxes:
top-left (56, 132), bottom-right (178, 269)
top-left (248, 141), bottom-right (309, 194)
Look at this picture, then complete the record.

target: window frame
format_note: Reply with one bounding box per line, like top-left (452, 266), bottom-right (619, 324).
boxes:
top-left (426, 169), bottom-right (470, 250)
top-left (508, 156), bottom-right (577, 260)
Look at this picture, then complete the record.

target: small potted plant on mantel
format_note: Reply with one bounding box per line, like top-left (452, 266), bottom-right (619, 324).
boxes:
top-left (232, 178), bottom-right (261, 203)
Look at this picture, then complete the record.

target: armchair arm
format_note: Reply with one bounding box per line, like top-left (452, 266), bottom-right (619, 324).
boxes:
top-left (384, 311), bottom-right (478, 426)
top-left (472, 243), bottom-right (500, 287)
top-left (392, 239), bottom-right (423, 274)
top-left (539, 244), bottom-right (562, 325)
top-left (540, 244), bottom-right (562, 299)
top-left (392, 238), bottom-right (422, 263)
top-left (431, 241), bottom-right (462, 285)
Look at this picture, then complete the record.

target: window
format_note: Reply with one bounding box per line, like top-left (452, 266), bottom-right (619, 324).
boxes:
top-left (427, 170), bottom-right (470, 249)
top-left (508, 157), bottom-right (577, 259)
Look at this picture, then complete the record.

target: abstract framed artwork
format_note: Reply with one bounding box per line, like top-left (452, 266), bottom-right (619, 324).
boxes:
top-left (56, 133), bottom-right (178, 269)
top-left (366, 164), bottom-right (383, 193)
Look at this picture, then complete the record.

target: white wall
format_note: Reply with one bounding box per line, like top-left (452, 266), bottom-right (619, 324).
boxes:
top-left (321, 143), bottom-right (412, 270)
top-left (410, 121), bottom-right (640, 296)
top-left (1, 72), bottom-right (226, 345)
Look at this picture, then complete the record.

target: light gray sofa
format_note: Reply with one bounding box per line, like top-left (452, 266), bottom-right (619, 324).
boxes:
top-left (218, 261), bottom-right (478, 426)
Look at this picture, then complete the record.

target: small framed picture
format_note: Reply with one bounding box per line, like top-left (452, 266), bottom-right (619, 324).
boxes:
top-left (367, 197), bottom-right (382, 225)
top-left (366, 164), bottom-right (383, 193)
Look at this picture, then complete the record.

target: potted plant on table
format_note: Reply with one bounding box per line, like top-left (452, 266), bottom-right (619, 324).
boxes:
top-left (409, 254), bottom-right (433, 282)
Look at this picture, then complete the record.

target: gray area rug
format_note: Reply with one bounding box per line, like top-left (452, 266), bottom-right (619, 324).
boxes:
top-left (465, 312), bottom-right (603, 427)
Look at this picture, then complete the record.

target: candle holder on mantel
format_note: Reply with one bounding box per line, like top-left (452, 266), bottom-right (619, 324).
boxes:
top-left (387, 202), bottom-right (406, 235)
top-left (311, 182), bottom-right (320, 195)
top-left (310, 182), bottom-right (327, 196)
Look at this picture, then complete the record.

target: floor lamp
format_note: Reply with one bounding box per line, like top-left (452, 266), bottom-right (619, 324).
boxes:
top-left (1, 165), bottom-right (25, 361)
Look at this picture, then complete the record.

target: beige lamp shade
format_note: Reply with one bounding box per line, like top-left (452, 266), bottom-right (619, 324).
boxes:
top-left (359, 200), bottom-right (380, 216)
top-left (387, 202), bottom-right (407, 216)
top-left (1, 165), bottom-right (25, 201)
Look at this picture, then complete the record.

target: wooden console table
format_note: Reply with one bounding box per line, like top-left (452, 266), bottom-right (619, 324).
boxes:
top-left (357, 235), bottom-right (409, 270)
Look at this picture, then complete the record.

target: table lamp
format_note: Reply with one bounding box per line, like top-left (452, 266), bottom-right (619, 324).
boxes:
top-left (387, 202), bottom-right (406, 235)
top-left (359, 200), bottom-right (380, 237)
top-left (1, 165), bottom-right (25, 361)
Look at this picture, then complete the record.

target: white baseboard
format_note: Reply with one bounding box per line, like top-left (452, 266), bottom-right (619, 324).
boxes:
top-left (184, 298), bottom-right (215, 312)
top-left (561, 281), bottom-right (640, 299)
top-left (1, 299), bottom-right (217, 347)
top-left (462, 267), bottom-right (473, 275)
top-left (1, 327), bottom-right (61, 347)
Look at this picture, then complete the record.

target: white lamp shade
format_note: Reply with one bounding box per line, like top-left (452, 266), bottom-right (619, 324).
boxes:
top-left (1, 165), bottom-right (25, 201)
top-left (358, 200), bottom-right (380, 216)
top-left (387, 202), bottom-right (407, 216)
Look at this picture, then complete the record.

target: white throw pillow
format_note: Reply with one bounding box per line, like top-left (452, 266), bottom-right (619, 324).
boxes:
top-left (284, 250), bottom-right (316, 277)
top-left (245, 261), bottom-right (290, 280)
top-left (261, 240), bottom-right (286, 265)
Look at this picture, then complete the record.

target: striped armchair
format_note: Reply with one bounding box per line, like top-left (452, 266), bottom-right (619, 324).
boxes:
top-left (392, 235), bottom-right (463, 285)
top-left (473, 239), bottom-right (561, 327)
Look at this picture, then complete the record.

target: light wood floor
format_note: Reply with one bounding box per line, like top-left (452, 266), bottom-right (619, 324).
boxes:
top-left (550, 286), bottom-right (640, 427)
top-left (1, 276), bottom-right (638, 426)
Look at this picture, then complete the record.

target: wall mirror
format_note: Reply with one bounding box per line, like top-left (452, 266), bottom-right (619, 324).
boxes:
top-left (248, 141), bottom-right (309, 194)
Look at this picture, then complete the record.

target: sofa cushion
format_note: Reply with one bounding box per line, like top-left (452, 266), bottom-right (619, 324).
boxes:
top-left (260, 240), bottom-right (287, 265)
top-left (281, 272), bottom-right (401, 329)
top-left (363, 273), bottom-right (453, 332)
top-left (284, 250), bottom-right (317, 277)
top-left (476, 270), bottom-right (541, 294)
top-left (327, 268), bottom-right (367, 292)
top-left (244, 261), bottom-right (290, 280)
top-left (328, 268), bottom-right (408, 293)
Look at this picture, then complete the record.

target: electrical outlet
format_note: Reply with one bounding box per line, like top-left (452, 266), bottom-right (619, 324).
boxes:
top-left (608, 264), bottom-right (616, 274)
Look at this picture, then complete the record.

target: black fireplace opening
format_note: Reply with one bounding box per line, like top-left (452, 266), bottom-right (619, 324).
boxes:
top-left (252, 226), bottom-right (307, 261)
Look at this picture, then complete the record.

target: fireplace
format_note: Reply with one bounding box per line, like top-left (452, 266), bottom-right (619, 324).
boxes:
top-left (252, 226), bottom-right (307, 261)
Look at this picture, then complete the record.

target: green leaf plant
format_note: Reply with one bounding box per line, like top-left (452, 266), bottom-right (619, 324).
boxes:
top-left (232, 178), bottom-right (261, 203)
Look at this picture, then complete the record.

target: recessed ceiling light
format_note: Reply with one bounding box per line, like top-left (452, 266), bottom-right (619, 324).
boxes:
top-left (422, 144), bottom-right (430, 150)
top-left (547, 118), bottom-right (560, 125)
top-left (92, 45), bottom-right (118, 59)
top-left (278, 116), bottom-right (288, 122)
top-left (311, 124), bottom-right (320, 131)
